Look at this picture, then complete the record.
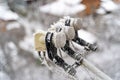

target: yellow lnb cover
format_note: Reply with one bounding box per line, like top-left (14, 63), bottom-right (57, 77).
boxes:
top-left (34, 32), bottom-right (46, 51)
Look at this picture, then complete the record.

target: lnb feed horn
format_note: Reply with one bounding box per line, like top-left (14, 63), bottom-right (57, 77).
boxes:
top-left (34, 30), bottom-right (66, 51)
top-left (50, 22), bottom-right (75, 40)
top-left (60, 17), bottom-right (83, 31)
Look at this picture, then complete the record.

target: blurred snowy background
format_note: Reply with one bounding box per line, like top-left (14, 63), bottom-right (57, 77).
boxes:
top-left (0, 0), bottom-right (120, 80)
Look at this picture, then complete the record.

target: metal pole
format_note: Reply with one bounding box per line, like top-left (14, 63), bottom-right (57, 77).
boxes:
top-left (71, 42), bottom-right (113, 80)
top-left (82, 59), bottom-right (112, 80)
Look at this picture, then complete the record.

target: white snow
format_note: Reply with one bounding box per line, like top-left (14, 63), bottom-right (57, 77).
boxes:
top-left (0, 71), bottom-right (10, 80)
top-left (6, 22), bottom-right (21, 30)
top-left (101, 0), bottom-right (111, 1)
top-left (59, 0), bottom-right (82, 5)
top-left (7, 41), bottom-right (15, 48)
top-left (40, 1), bottom-right (86, 16)
top-left (5, 42), bottom-right (27, 70)
top-left (40, 0), bottom-right (119, 15)
top-left (19, 37), bottom-right (34, 52)
top-left (0, 4), bottom-right (19, 21)
top-left (96, 8), bottom-right (106, 14)
top-left (0, 46), bottom-right (6, 67)
top-left (5, 42), bottom-right (18, 62)
top-left (18, 36), bottom-right (40, 59)
top-left (102, 1), bottom-right (118, 11)
top-left (96, 0), bottom-right (118, 14)
top-left (78, 29), bottom-right (97, 44)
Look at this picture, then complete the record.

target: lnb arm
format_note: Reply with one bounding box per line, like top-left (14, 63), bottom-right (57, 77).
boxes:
top-left (73, 31), bottom-right (97, 51)
top-left (62, 17), bottom-right (97, 51)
